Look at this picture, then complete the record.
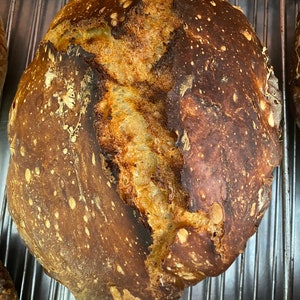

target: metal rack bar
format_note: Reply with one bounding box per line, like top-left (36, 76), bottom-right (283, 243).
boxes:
top-left (280, 0), bottom-right (292, 299)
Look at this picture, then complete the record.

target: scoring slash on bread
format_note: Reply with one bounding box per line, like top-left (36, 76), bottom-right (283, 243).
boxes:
top-left (6, 0), bottom-right (282, 299)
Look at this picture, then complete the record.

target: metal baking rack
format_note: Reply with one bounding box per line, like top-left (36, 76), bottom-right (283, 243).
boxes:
top-left (0, 0), bottom-right (298, 299)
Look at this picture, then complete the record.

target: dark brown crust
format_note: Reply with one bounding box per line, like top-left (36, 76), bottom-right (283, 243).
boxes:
top-left (0, 261), bottom-right (18, 300)
top-left (163, 0), bottom-right (282, 282)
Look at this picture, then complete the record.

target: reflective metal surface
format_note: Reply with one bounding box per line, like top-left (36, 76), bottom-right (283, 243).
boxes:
top-left (0, 0), bottom-right (298, 299)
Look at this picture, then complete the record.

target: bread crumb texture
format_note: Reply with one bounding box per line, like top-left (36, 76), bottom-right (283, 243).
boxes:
top-left (6, 0), bottom-right (281, 299)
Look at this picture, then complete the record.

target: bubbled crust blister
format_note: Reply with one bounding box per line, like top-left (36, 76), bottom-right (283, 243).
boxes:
top-left (6, 0), bottom-right (282, 299)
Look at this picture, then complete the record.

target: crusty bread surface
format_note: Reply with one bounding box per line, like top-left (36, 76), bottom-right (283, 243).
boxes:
top-left (6, 0), bottom-right (282, 299)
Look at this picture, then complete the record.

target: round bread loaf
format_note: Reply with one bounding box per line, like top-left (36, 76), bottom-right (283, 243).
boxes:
top-left (7, 0), bottom-right (282, 299)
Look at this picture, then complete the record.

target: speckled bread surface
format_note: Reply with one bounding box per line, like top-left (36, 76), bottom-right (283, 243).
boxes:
top-left (6, 0), bottom-right (282, 299)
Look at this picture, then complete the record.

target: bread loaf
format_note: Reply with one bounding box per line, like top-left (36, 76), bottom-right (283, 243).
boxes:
top-left (0, 261), bottom-right (18, 300)
top-left (7, 0), bottom-right (282, 299)
top-left (0, 17), bottom-right (18, 300)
